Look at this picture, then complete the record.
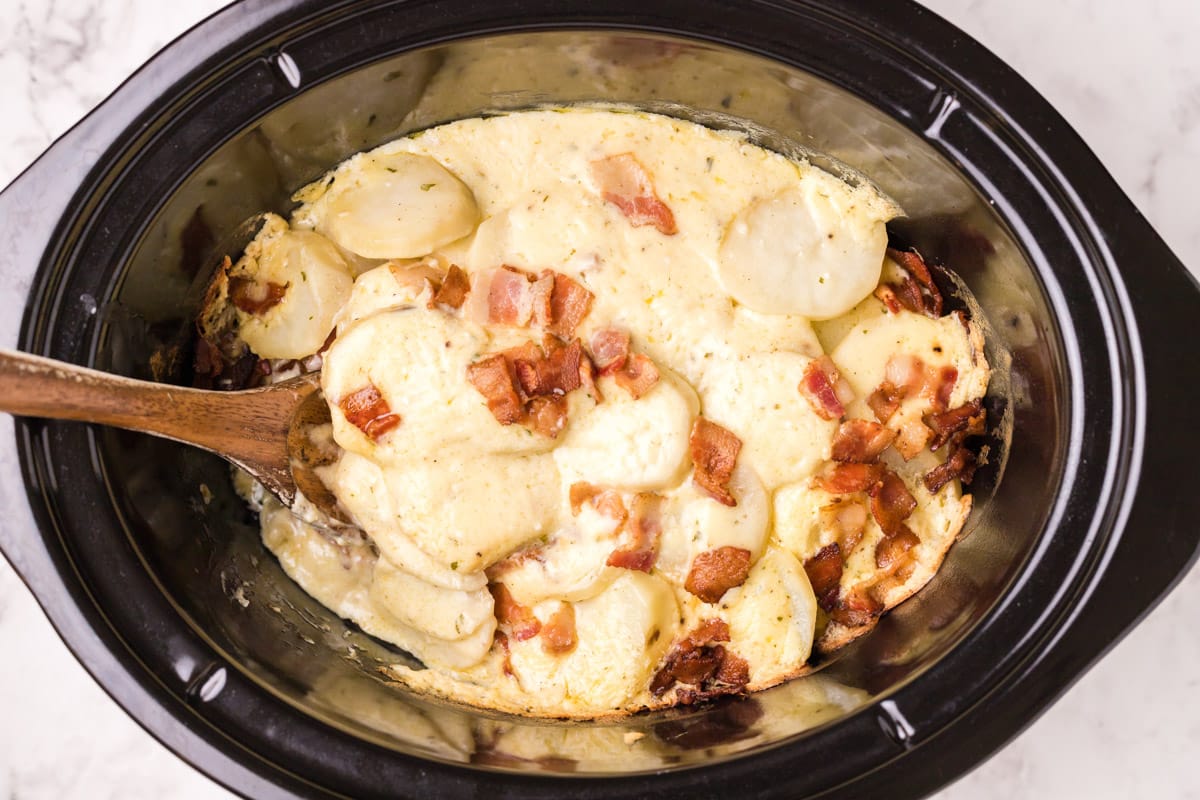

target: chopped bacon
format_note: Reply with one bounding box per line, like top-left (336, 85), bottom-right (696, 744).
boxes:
top-left (804, 543), bottom-right (844, 611)
top-left (876, 527), bottom-right (921, 571)
top-left (874, 284), bottom-right (903, 314)
top-left (868, 470), bottom-right (918, 537)
top-left (821, 500), bottom-right (869, 555)
top-left (685, 546), bottom-right (753, 603)
top-left (590, 327), bottom-right (631, 375)
top-left (229, 276), bottom-right (288, 314)
top-left (933, 366), bottom-right (958, 411)
top-left (924, 443), bottom-right (979, 493)
top-left (893, 418), bottom-right (933, 460)
top-left (924, 399), bottom-right (985, 451)
top-left (590, 153), bottom-right (678, 236)
top-left (512, 338), bottom-right (583, 397)
top-left (540, 604), bottom-right (578, 655)
top-left (886, 247), bottom-right (944, 318)
top-left (524, 395), bottom-right (569, 438)
top-left (568, 482), bottom-right (628, 526)
top-left (545, 272), bottom-right (594, 337)
top-left (487, 265), bottom-right (535, 326)
top-left (338, 384), bottom-right (402, 440)
top-left (828, 590), bottom-right (883, 627)
top-left (467, 354), bottom-right (524, 425)
top-left (831, 419), bottom-right (896, 463)
top-left (800, 356), bottom-right (848, 421)
top-left (429, 264), bottom-right (471, 310)
top-left (614, 352), bottom-right (660, 398)
top-left (490, 583), bottom-right (541, 641)
top-left (607, 493), bottom-right (662, 572)
top-left (815, 462), bottom-right (886, 495)
top-left (649, 619), bottom-right (748, 700)
top-left (528, 271), bottom-right (555, 329)
top-left (577, 352), bottom-right (602, 403)
top-left (690, 418), bottom-right (742, 506)
top-left (867, 382), bottom-right (904, 424)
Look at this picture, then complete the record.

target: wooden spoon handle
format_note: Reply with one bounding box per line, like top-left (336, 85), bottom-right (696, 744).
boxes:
top-left (0, 348), bottom-right (315, 481)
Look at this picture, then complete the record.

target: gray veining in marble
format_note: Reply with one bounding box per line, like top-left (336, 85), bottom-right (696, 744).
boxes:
top-left (0, 0), bottom-right (1197, 798)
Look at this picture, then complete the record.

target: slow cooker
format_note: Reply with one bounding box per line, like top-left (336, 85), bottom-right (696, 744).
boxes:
top-left (1, 0), bottom-right (1197, 797)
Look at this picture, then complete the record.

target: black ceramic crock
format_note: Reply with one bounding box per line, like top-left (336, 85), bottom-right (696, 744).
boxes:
top-left (1, 1), bottom-right (1198, 798)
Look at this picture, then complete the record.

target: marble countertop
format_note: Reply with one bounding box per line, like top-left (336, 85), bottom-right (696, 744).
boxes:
top-left (0, 0), bottom-right (1197, 797)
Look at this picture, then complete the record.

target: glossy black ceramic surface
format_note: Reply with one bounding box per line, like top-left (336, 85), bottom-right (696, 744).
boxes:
top-left (1, 1), bottom-right (1198, 798)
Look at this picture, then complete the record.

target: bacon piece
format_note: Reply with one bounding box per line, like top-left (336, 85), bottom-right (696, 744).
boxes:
top-left (924, 442), bottom-right (979, 493)
top-left (685, 546), bottom-right (753, 603)
top-left (831, 419), bottom-right (896, 463)
top-left (829, 590), bottom-right (883, 627)
top-left (590, 327), bottom-right (631, 375)
top-left (577, 351), bottom-right (602, 403)
top-left (590, 153), bottom-right (678, 235)
top-left (820, 500), bottom-right (869, 555)
top-left (490, 583), bottom-right (541, 641)
top-left (933, 366), bottom-right (958, 412)
top-left (800, 356), bottom-right (848, 421)
top-left (568, 482), bottom-right (628, 526)
top-left (546, 272), bottom-right (594, 338)
top-left (874, 284), bottom-right (903, 314)
top-left (541, 604), bottom-right (578, 655)
top-left (685, 618), bottom-right (731, 647)
top-left (649, 619), bottom-right (748, 700)
top-left (487, 265), bottom-right (535, 325)
top-left (893, 418), bottom-right (933, 460)
top-left (512, 338), bottom-right (583, 397)
top-left (607, 493), bottom-right (662, 572)
top-left (804, 543), bottom-right (843, 611)
top-left (867, 382), bottom-right (904, 424)
top-left (229, 276), bottom-right (288, 314)
top-left (876, 527), bottom-right (920, 571)
top-left (714, 650), bottom-right (750, 687)
top-left (815, 462), bottom-right (886, 495)
top-left (689, 418), bottom-right (742, 506)
top-left (868, 470), bottom-right (917, 537)
top-left (886, 247), bottom-right (944, 318)
top-left (467, 354), bottom-right (524, 424)
top-left (338, 384), bottom-right (401, 440)
top-left (429, 264), bottom-right (471, 310)
top-left (523, 395), bottom-right (569, 438)
top-left (924, 399), bottom-right (985, 451)
top-left (528, 271), bottom-right (555, 329)
top-left (614, 352), bottom-right (660, 398)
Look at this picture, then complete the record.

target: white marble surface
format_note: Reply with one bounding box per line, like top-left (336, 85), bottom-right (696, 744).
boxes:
top-left (0, 0), bottom-right (1197, 797)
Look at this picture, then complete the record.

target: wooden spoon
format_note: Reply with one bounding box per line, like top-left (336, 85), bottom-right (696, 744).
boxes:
top-left (0, 348), bottom-right (349, 522)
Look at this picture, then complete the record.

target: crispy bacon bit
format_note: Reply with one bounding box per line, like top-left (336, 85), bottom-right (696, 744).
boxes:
top-left (831, 419), bottom-right (896, 463)
top-left (546, 272), bottom-right (595, 338)
top-left (828, 591), bottom-right (883, 627)
top-left (886, 247), bottom-right (944, 318)
top-left (467, 354), bottom-right (524, 425)
top-left (541, 604), bottom-right (578, 655)
top-left (690, 418), bottom-right (742, 506)
top-left (685, 546), bottom-right (753, 604)
top-left (867, 382), bottom-right (904, 424)
top-left (607, 493), bottom-right (662, 572)
top-left (924, 399), bottom-right (985, 451)
top-left (804, 543), bottom-right (844, 611)
top-left (821, 500), bottom-right (869, 555)
top-left (528, 271), bottom-right (555, 329)
top-left (590, 153), bottom-right (678, 236)
top-left (614, 352), bottom-right (660, 398)
top-left (568, 482), bottom-right (628, 526)
top-left (338, 384), bottom-right (401, 440)
top-left (513, 338), bottom-right (583, 397)
top-left (429, 264), bottom-right (471, 310)
top-left (229, 276), bottom-right (288, 314)
top-left (874, 284), bottom-right (903, 314)
top-left (816, 462), bottom-right (886, 495)
top-left (894, 418), bottom-right (933, 461)
top-left (524, 395), bottom-right (569, 438)
top-left (490, 583), bottom-right (541, 641)
top-left (933, 366), bottom-right (958, 411)
top-left (487, 265), bottom-right (535, 325)
top-left (876, 528), bottom-right (921, 571)
top-left (590, 327), bottom-right (631, 375)
top-left (649, 619), bottom-right (748, 701)
top-left (578, 351), bottom-right (602, 403)
top-left (868, 470), bottom-right (918, 537)
top-left (800, 356), bottom-right (848, 421)
top-left (924, 443), bottom-right (979, 494)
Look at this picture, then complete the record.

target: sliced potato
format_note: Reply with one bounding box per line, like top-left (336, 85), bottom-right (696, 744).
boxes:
top-left (370, 556), bottom-right (495, 641)
top-left (724, 546), bottom-right (818, 686)
top-left (498, 501), bottom-right (623, 606)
